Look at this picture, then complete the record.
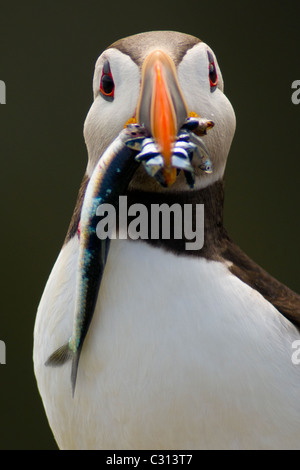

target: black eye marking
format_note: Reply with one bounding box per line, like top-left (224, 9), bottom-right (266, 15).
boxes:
top-left (207, 50), bottom-right (218, 92)
top-left (100, 60), bottom-right (115, 100)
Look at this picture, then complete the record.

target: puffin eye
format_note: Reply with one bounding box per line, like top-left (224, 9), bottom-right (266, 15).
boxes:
top-left (100, 60), bottom-right (115, 99)
top-left (207, 50), bottom-right (218, 91)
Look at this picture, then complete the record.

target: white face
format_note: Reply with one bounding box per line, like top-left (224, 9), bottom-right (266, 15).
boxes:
top-left (84, 41), bottom-right (236, 191)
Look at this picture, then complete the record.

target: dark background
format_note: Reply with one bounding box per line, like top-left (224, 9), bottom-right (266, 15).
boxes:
top-left (0, 0), bottom-right (299, 449)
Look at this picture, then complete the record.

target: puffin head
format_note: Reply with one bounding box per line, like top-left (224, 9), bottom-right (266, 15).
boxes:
top-left (83, 31), bottom-right (236, 191)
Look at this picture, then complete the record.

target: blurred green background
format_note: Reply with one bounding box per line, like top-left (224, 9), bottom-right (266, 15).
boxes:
top-left (0, 0), bottom-right (299, 449)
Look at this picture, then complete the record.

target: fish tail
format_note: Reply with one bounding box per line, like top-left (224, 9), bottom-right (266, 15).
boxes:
top-left (45, 343), bottom-right (72, 367)
top-left (71, 349), bottom-right (82, 397)
top-left (45, 342), bottom-right (82, 397)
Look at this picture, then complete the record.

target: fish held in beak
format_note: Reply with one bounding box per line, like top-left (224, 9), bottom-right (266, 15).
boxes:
top-left (133, 50), bottom-right (215, 188)
top-left (136, 50), bottom-right (189, 187)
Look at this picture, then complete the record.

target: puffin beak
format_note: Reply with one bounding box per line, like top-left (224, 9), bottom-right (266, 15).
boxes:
top-left (136, 50), bottom-right (189, 187)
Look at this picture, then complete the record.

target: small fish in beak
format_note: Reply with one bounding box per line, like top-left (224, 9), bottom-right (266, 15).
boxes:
top-left (136, 49), bottom-right (187, 186)
top-left (133, 50), bottom-right (214, 187)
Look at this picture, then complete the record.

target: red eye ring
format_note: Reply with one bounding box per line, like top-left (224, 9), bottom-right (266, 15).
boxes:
top-left (100, 60), bottom-right (115, 98)
top-left (207, 50), bottom-right (218, 89)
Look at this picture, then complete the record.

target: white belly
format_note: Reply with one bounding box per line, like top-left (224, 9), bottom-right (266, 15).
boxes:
top-left (34, 237), bottom-right (300, 449)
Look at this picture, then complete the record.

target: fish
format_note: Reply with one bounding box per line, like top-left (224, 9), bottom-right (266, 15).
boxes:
top-left (45, 124), bottom-right (148, 395)
top-left (134, 118), bottom-right (214, 188)
top-left (45, 117), bottom-right (213, 396)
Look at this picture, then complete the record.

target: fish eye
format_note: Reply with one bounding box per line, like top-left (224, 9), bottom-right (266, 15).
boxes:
top-left (100, 60), bottom-right (115, 99)
top-left (207, 50), bottom-right (218, 91)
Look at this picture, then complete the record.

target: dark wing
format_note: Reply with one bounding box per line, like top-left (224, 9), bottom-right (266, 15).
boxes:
top-left (64, 173), bottom-right (89, 245)
top-left (221, 234), bottom-right (300, 330)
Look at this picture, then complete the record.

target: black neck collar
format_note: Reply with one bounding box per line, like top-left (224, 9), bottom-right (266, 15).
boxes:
top-left (126, 179), bottom-right (227, 258)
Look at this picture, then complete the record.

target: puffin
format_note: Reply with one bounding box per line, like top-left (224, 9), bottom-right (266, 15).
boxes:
top-left (33, 31), bottom-right (300, 450)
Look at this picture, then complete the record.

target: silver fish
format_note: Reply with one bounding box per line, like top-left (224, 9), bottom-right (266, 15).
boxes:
top-left (135, 123), bottom-right (214, 188)
top-left (45, 125), bottom-right (147, 395)
top-left (45, 117), bottom-right (213, 395)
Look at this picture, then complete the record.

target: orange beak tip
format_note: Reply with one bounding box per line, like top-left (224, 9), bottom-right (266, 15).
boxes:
top-left (162, 167), bottom-right (177, 187)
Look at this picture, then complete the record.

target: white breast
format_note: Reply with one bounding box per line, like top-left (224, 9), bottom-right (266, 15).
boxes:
top-left (34, 237), bottom-right (300, 449)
